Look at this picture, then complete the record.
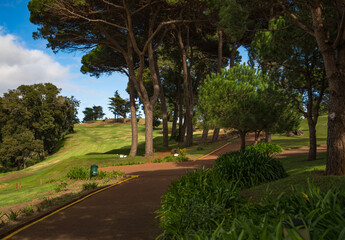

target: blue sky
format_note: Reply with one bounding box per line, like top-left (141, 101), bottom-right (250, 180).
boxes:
top-left (0, 0), bottom-right (129, 120)
top-left (0, 0), bottom-right (248, 121)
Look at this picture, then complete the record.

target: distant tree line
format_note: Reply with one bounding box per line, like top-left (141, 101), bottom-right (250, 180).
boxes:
top-left (0, 83), bottom-right (79, 170)
top-left (82, 105), bottom-right (105, 122)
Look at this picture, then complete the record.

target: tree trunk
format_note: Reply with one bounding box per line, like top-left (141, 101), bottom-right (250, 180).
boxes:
top-left (144, 104), bottom-right (154, 157)
top-left (265, 131), bottom-right (272, 142)
top-left (254, 131), bottom-right (261, 145)
top-left (200, 128), bottom-right (209, 145)
top-left (170, 103), bottom-right (178, 140)
top-left (307, 119), bottom-right (317, 161)
top-left (155, 62), bottom-right (169, 149)
top-left (178, 90), bottom-right (185, 143)
top-left (309, 5), bottom-right (345, 174)
top-left (178, 26), bottom-right (193, 147)
top-left (128, 78), bottom-right (138, 157)
top-left (239, 131), bottom-right (246, 152)
top-left (326, 70), bottom-right (345, 175)
top-left (212, 128), bottom-right (220, 143)
top-left (212, 29), bottom-right (224, 144)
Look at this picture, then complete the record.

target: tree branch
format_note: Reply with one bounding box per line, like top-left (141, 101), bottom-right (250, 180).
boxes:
top-left (333, 8), bottom-right (345, 49)
top-left (278, 0), bottom-right (315, 36)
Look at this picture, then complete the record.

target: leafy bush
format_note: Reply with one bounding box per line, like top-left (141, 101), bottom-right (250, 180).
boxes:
top-left (246, 142), bottom-right (283, 156)
top-left (214, 150), bottom-right (287, 188)
top-left (66, 167), bottom-right (89, 179)
top-left (153, 155), bottom-right (188, 163)
top-left (67, 167), bottom-right (124, 180)
top-left (192, 181), bottom-right (345, 239)
top-left (82, 182), bottom-right (98, 191)
top-left (157, 169), bottom-right (243, 239)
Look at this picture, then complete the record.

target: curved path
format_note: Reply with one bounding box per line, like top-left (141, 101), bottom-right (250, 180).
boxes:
top-left (2, 139), bottom-right (251, 240)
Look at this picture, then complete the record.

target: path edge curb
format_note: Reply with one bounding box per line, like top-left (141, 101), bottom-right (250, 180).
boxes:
top-left (0, 175), bottom-right (139, 240)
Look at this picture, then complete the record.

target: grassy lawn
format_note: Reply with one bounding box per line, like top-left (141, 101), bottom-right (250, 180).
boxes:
top-left (271, 115), bottom-right (328, 148)
top-left (0, 120), bottom-right (223, 209)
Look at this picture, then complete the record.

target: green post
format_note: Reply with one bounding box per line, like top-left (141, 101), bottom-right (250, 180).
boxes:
top-left (90, 165), bottom-right (98, 179)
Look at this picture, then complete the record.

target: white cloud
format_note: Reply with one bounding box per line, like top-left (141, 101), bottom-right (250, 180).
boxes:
top-left (0, 32), bottom-right (71, 94)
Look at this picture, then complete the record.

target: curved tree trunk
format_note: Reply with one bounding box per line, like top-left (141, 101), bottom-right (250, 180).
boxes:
top-left (128, 78), bottom-right (138, 157)
top-left (200, 128), bottom-right (209, 145)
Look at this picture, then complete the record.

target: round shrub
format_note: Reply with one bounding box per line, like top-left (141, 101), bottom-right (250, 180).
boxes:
top-left (214, 149), bottom-right (288, 188)
top-left (246, 142), bottom-right (283, 157)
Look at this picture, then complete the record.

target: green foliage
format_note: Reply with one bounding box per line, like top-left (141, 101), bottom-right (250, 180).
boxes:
top-left (108, 91), bottom-right (130, 120)
top-left (246, 142), bottom-right (283, 157)
top-left (193, 182), bottom-right (345, 239)
top-left (153, 155), bottom-right (188, 163)
top-left (214, 150), bottom-right (287, 188)
top-left (5, 209), bottom-right (19, 221)
top-left (0, 83), bottom-right (79, 170)
top-left (66, 167), bottom-right (124, 180)
top-left (82, 182), bottom-right (98, 191)
top-left (157, 169), bottom-right (243, 238)
top-left (55, 181), bottom-right (68, 193)
top-left (21, 204), bottom-right (34, 216)
top-left (82, 105), bottom-right (105, 122)
top-left (198, 64), bottom-right (301, 146)
top-left (66, 167), bottom-right (89, 180)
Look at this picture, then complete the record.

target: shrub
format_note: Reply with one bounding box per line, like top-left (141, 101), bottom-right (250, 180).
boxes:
top-left (191, 181), bottom-right (345, 239)
top-left (67, 167), bottom-right (124, 180)
top-left (82, 182), bottom-right (98, 191)
top-left (153, 155), bottom-right (188, 163)
top-left (157, 168), bottom-right (243, 239)
top-left (214, 150), bottom-right (287, 188)
top-left (66, 167), bottom-right (89, 180)
top-left (21, 204), bottom-right (34, 216)
top-left (246, 142), bottom-right (283, 157)
top-left (55, 181), bottom-right (68, 193)
top-left (5, 209), bottom-right (19, 221)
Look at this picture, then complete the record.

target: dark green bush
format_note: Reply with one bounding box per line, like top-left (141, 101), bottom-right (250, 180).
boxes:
top-left (246, 142), bottom-right (283, 156)
top-left (157, 168), bottom-right (244, 239)
top-left (192, 181), bottom-right (345, 239)
top-left (214, 149), bottom-right (287, 188)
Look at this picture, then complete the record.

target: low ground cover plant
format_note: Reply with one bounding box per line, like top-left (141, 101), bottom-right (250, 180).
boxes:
top-left (82, 182), bottom-right (98, 191)
top-left (153, 148), bottom-right (189, 163)
top-left (66, 167), bottom-right (123, 180)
